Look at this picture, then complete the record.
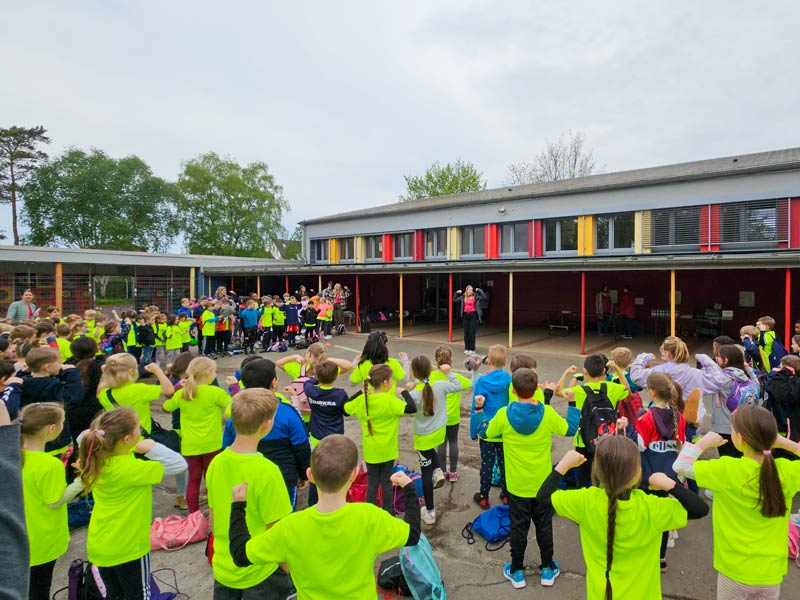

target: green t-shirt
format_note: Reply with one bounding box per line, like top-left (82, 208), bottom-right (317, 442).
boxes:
top-left (349, 358), bottom-right (406, 389)
top-left (272, 306), bottom-right (286, 326)
top-left (163, 385), bottom-right (230, 456)
top-left (22, 450), bottom-right (69, 566)
top-left (430, 370), bottom-right (470, 426)
top-left (207, 449), bottom-right (292, 589)
top-left (178, 320), bottom-right (192, 343)
top-left (485, 404), bottom-right (569, 497)
top-left (566, 381), bottom-right (629, 447)
top-left (154, 322), bottom-right (167, 346)
top-left (260, 306), bottom-right (273, 327)
top-left (344, 391), bottom-right (406, 463)
top-left (759, 330), bottom-right (775, 373)
top-left (165, 324), bottom-right (183, 351)
top-left (552, 487), bottom-right (686, 600)
top-left (125, 324), bottom-right (139, 348)
top-left (695, 456), bottom-right (800, 586)
top-left (201, 310), bottom-right (217, 336)
top-left (87, 453), bottom-right (163, 566)
top-left (56, 337), bottom-right (72, 362)
top-left (85, 320), bottom-right (97, 340)
top-left (246, 502), bottom-right (409, 600)
top-left (98, 382), bottom-right (161, 433)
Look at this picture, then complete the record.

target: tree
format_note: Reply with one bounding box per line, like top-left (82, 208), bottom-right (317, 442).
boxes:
top-left (505, 131), bottom-right (598, 186)
top-left (400, 159), bottom-right (486, 201)
top-left (177, 152), bottom-right (289, 257)
top-left (283, 225), bottom-right (303, 260)
top-left (22, 148), bottom-right (180, 252)
top-left (0, 126), bottom-right (50, 244)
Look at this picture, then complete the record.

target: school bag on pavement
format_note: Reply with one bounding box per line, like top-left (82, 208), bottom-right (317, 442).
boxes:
top-left (461, 505), bottom-right (511, 551)
top-left (150, 510), bottom-right (209, 551)
top-left (400, 534), bottom-right (446, 600)
top-left (335, 324), bottom-right (346, 335)
top-left (720, 373), bottom-right (761, 412)
top-left (287, 365), bottom-right (312, 417)
top-left (377, 556), bottom-right (412, 596)
top-left (579, 384), bottom-right (617, 456)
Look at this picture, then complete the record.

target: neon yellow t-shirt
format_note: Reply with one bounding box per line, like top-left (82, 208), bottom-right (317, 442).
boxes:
top-left (22, 450), bottom-right (69, 566)
top-left (178, 320), bottom-right (192, 343)
top-left (201, 310), bottom-right (217, 336)
top-left (125, 324), bottom-right (139, 349)
top-left (87, 453), bottom-right (163, 566)
top-left (566, 381), bottom-right (629, 447)
top-left (207, 449), bottom-right (291, 589)
top-left (552, 487), bottom-right (687, 600)
top-left (85, 320), bottom-right (97, 340)
top-left (349, 358), bottom-right (406, 389)
top-left (154, 323), bottom-right (167, 347)
top-left (56, 337), bottom-right (72, 362)
top-left (246, 502), bottom-right (409, 600)
top-left (344, 391), bottom-right (406, 463)
top-left (165, 325), bottom-right (183, 351)
top-left (759, 330), bottom-right (776, 373)
top-left (163, 385), bottom-right (230, 456)
top-left (271, 306), bottom-right (285, 326)
top-left (98, 382), bottom-right (162, 434)
top-left (260, 306), bottom-right (273, 327)
top-left (695, 456), bottom-right (800, 586)
top-left (430, 370), bottom-right (470, 426)
top-left (485, 404), bottom-right (569, 497)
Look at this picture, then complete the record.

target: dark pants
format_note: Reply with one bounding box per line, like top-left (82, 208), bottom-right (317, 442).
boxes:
top-left (127, 345), bottom-right (142, 363)
top-left (29, 560), bottom-right (57, 600)
top-left (509, 493), bottom-right (555, 571)
top-left (141, 346), bottom-right (155, 364)
top-left (575, 446), bottom-right (593, 488)
top-left (366, 459), bottom-right (395, 514)
top-left (321, 320), bottom-right (332, 336)
top-left (597, 313), bottom-right (611, 335)
top-left (261, 327), bottom-right (273, 348)
top-left (622, 316), bottom-right (634, 338)
top-left (463, 312), bottom-right (478, 351)
top-left (333, 305), bottom-right (344, 326)
top-left (213, 568), bottom-right (294, 600)
top-left (272, 325), bottom-right (285, 344)
top-left (418, 448), bottom-right (439, 510)
top-left (479, 439), bottom-right (506, 498)
top-left (437, 424), bottom-right (460, 472)
top-left (186, 450), bottom-right (220, 513)
top-left (203, 335), bottom-right (215, 356)
top-left (215, 330), bottom-right (231, 354)
top-left (243, 327), bottom-right (257, 352)
top-left (98, 554), bottom-right (151, 600)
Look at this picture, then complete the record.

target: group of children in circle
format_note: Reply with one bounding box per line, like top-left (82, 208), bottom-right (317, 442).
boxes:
top-left (5, 301), bottom-right (800, 600)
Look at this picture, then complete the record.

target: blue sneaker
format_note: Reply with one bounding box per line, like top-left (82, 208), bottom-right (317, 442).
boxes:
top-left (502, 563), bottom-right (526, 589)
top-left (540, 562), bottom-right (560, 587)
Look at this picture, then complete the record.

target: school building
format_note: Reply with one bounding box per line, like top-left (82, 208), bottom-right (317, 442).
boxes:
top-left (3, 147), bottom-right (800, 354)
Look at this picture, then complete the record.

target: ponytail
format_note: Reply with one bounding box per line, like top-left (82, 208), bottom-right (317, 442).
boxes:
top-left (364, 364), bottom-right (393, 436)
top-left (411, 355), bottom-right (434, 417)
top-left (182, 356), bottom-right (216, 401)
top-left (77, 407), bottom-right (139, 492)
top-left (758, 452), bottom-right (786, 518)
top-left (605, 493), bottom-right (617, 600)
top-left (363, 378), bottom-right (374, 436)
top-left (18, 403), bottom-right (64, 466)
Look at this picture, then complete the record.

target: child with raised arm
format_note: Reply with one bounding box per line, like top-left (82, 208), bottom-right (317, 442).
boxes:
top-left (433, 346), bottom-right (471, 481)
top-left (536, 437), bottom-right (708, 600)
top-left (78, 407), bottom-right (187, 600)
top-left (229, 434), bottom-right (421, 599)
top-left (206, 388), bottom-right (293, 599)
top-left (674, 404), bottom-right (800, 598)
top-left (486, 368), bottom-right (580, 590)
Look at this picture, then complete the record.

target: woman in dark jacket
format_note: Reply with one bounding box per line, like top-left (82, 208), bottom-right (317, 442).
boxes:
top-left (453, 285), bottom-right (487, 354)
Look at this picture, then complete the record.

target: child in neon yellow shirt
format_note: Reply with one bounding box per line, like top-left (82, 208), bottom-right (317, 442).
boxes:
top-left (78, 407), bottom-right (187, 600)
top-left (229, 434), bottom-right (421, 600)
top-left (164, 315), bottom-right (183, 365)
top-left (21, 403), bottom-right (83, 599)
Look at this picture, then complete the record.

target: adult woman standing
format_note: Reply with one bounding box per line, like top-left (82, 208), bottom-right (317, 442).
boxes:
top-left (331, 283), bottom-right (351, 328)
top-left (5, 289), bottom-right (37, 324)
top-left (453, 285), bottom-right (486, 354)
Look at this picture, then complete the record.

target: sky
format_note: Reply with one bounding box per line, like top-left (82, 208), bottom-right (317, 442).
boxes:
top-left (2, 1), bottom-right (799, 247)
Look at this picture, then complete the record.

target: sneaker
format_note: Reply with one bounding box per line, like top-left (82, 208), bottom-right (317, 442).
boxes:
top-left (473, 492), bottom-right (490, 510)
top-left (667, 530), bottom-right (676, 549)
top-left (449, 471), bottom-right (459, 482)
top-left (174, 495), bottom-right (187, 510)
top-left (464, 350), bottom-right (471, 355)
top-left (660, 559), bottom-right (668, 573)
top-left (540, 562), bottom-right (560, 587)
top-left (324, 335), bottom-right (332, 339)
top-left (421, 508), bottom-right (436, 525)
top-left (502, 563), bottom-right (526, 589)
top-left (432, 468), bottom-right (446, 489)
top-left (499, 493), bottom-right (509, 506)
top-left (704, 489), bottom-right (714, 500)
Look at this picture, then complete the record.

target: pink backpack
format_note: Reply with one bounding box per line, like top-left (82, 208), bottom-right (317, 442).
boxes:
top-left (150, 511), bottom-right (208, 551)
top-left (790, 519), bottom-right (800, 566)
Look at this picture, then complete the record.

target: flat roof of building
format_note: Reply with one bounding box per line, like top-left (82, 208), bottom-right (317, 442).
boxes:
top-left (302, 146), bottom-right (800, 225)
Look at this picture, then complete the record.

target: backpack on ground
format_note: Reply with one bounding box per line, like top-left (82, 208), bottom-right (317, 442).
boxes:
top-left (720, 373), bottom-right (761, 412)
top-left (150, 511), bottom-right (209, 551)
top-left (617, 391), bottom-right (643, 424)
top-left (335, 324), bottom-right (346, 335)
top-left (287, 365), bottom-right (312, 416)
top-left (461, 505), bottom-right (510, 551)
top-left (68, 497), bottom-right (93, 530)
top-left (579, 383), bottom-right (618, 456)
top-left (51, 559), bottom-right (104, 600)
top-left (377, 556), bottom-right (412, 596)
top-left (400, 534), bottom-right (446, 600)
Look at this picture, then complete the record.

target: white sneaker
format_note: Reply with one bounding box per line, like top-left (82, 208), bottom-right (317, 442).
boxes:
top-left (324, 335), bottom-right (332, 339)
top-left (421, 508), bottom-right (436, 525)
top-left (667, 531), bottom-right (676, 549)
top-left (704, 489), bottom-right (714, 500)
top-left (464, 350), bottom-right (470, 355)
top-left (432, 468), bottom-right (446, 489)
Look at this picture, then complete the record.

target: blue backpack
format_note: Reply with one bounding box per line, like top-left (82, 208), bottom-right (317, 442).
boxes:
top-left (400, 534), bottom-right (446, 600)
top-left (461, 505), bottom-right (511, 551)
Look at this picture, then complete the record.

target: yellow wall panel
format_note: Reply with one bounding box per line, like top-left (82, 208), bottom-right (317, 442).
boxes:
top-left (329, 239), bottom-right (339, 264)
top-left (354, 236), bottom-right (365, 263)
top-left (447, 227), bottom-right (460, 259)
top-left (638, 211), bottom-right (652, 254)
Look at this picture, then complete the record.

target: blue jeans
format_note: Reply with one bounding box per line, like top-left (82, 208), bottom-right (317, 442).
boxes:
top-left (140, 346), bottom-right (154, 364)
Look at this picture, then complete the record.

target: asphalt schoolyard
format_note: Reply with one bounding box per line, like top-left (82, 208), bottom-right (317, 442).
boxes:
top-left (51, 331), bottom-right (800, 599)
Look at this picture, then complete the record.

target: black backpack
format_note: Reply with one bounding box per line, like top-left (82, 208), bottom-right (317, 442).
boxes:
top-left (377, 556), bottom-right (411, 596)
top-left (579, 384), bottom-right (617, 456)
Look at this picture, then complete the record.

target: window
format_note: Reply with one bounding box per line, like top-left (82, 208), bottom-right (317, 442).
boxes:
top-left (595, 213), bottom-right (634, 252)
top-left (460, 226), bottom-right (485, 257)
top-left (310, 239), bottom-right (328, 263)
top-left (393, 232), bottom-right (413, 260)
top-left (365, 235), bottom-right (383, 261)
top-left (649, 207), bottom-right (701, 250)
top-left (500, 222), bottom-right (529, 255)
top-left (425, 229), bottom-right (447, 258)
top-left (720, 199), bottom-right (784, 246)
top-left (544, 218), bottom-right (578, 253)
top-left (338, 237), bottom-right (354, 262)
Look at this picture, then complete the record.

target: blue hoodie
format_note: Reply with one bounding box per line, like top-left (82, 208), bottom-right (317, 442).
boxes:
top-left (470, 369), bottom-right (512, 441)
